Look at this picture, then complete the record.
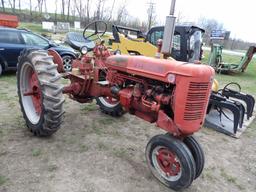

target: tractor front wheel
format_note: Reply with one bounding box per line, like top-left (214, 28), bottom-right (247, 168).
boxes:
top-left (96, 96), bottom-right (123, 117)
top-left (145, 134), bottom-right (196, 191)
top-left (17, 49), bottom-right (65, 136)
top-left (184, 135), bottom-right (205, 179)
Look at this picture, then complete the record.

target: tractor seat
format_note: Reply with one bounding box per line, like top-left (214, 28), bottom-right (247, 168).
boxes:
top-left (65, 32), bottom-right (95, 51)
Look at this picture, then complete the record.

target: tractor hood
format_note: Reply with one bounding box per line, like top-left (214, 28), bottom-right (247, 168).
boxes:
top-left (106, 55), bottom-right (214, 83)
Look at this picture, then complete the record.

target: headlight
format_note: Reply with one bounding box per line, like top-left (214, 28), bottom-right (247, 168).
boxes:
top-left (167, 73), bottom-right (176, 83)
top-left (114, 49), bottom-right (121, 55)
top-left (80, 46), bottom-right (88, 55)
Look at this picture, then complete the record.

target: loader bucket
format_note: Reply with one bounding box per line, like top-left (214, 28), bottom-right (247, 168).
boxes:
top-left (205, 83), bottom-right (255, 138)
top-left (205, 93), bottom-right (245, 137)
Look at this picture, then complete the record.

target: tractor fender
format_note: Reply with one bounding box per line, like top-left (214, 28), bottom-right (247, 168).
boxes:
top-left (47, 49), bottom-right (64, 73)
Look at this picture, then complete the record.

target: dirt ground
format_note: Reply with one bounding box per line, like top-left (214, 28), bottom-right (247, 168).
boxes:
top-left (0, 72), bottom-right (256, 192)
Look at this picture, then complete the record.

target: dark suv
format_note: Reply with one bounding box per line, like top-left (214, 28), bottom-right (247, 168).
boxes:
top-left (0, 27), bottom-right (77, 75)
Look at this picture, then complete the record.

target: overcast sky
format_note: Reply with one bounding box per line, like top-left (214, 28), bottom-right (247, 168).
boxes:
top-left (124, 0), bottom-right (255, 43)
top-left (26, 0), bottom-right (255, 43)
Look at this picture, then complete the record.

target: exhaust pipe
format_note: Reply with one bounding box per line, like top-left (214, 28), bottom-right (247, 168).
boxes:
top-left (161, 0), bottom-right (176, 57)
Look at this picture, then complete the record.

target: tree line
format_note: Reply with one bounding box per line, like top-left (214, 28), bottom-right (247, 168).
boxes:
top-left (0, 0), bottom-right (254, 50)
top-left (0, 0), bottom-right (154, 31)
top-left (197, 17), bottom-right (256, 50)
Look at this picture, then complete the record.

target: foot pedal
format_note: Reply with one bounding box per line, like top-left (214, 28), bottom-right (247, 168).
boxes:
top-left (97, 80), bottom-right (109, 86)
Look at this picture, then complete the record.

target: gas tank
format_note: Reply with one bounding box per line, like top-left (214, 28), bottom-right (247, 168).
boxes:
top-left (106, 55), bottom-right (214, 83)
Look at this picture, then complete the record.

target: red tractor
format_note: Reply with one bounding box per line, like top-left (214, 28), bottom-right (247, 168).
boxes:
top-left (17, 21), bottom-right (214, 190)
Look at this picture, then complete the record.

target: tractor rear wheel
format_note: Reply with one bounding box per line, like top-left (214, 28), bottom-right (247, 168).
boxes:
top-left (145, 134), bottom-right (196, 191)
top-left (17, 49), bottom-right (65, 136)
top-left (96, 96), bottom-right (123, 117)
top-left (184, 135), bottom-right (205, 179)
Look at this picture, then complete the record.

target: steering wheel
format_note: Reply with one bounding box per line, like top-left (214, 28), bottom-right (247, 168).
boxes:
top-left (83, 21), bottom-right (107, 41)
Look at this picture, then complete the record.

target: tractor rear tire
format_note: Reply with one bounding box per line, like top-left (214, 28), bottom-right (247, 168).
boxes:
top-left (145, 134), bottom-right (196, 191)
top-left (184, 135), bottom-right (205, 179)
top-left (17, 49), bottom-right (65, 137)
top-left (96, 96), bottom-right (123, 117)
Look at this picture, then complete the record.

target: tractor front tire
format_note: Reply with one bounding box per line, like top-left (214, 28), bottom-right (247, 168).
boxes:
top-left (17, 49), bottom-right (65, 137)
top-left (184, 135), bottom-right (205, 179)
top-left (96, 96), bottom-right (123, 117)
top-left (145, 134), bottom-right (196, 191)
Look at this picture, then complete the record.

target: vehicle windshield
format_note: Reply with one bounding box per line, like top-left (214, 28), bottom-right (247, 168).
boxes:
top-left (21, 32), bottom-right (49, 47)
top-left (188, 30), bottom-right (203, 62)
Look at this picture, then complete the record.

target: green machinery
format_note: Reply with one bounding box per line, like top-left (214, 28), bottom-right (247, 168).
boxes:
top-left (208, 43), bottom-right (256, 73)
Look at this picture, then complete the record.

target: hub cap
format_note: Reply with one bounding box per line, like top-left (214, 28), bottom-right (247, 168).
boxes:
top-left (20, 63), bottom-right (42, 124)
top-left (152, 146), bottom-right (182, 181)
top-left (63, 56), bottom-right (72, 71)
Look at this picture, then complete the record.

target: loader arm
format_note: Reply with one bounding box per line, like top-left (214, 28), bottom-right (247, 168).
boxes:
top-left (240, 46), bottom-right (256, 72)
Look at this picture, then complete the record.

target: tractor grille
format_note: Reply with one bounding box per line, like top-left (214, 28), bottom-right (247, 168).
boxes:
top-left (184, 82), bottom-right (209, 121)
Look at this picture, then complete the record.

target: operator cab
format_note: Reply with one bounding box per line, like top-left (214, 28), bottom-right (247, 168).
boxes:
top-left (146, 25), bottom-right (205, 62)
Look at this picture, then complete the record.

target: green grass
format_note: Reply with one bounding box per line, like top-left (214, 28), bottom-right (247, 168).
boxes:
top-left (97, 142), bottom-right (109, 151)
top-left (48, 164), bottom-right (58, 172)
top-left (220, 168), bottom-right (245, 190)
top-left (32, 149), bottom-right (42, 157)
top-left (1, 7), bottom-right (78, 22)
top-left (80, 103), bottom-right (98, 114)
top-left (202, 50), bottom-right (256, 95)
top-left (0, 73), bottom-right (17, 84)
top-left (79, 144), bottom-right (89, 152)
top-left (112, 148), bottom-right (127, 158)
top-left (19, 22), bottom-right (47, 34)
top-left (0, 175), bottom-right (8, 186)
top-left (201, 167), bottom-right (216, 181)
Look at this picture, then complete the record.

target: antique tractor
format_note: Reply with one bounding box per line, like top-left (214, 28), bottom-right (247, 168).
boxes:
top-left (17, 21), bottom-right (214, 190)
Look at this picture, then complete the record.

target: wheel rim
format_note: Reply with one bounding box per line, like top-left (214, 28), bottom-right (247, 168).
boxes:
top-left (152, 146), bottom-right (182, 182)
top-left (98, 96), bottom-right (120, 108)
top-left (20, 62), bottom-right (42, 124)
top-left (63, 56), bottom-right (72, 71)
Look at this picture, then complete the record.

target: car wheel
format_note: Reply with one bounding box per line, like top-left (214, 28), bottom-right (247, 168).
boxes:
top-left (62, 55), bottom-right (73, 72)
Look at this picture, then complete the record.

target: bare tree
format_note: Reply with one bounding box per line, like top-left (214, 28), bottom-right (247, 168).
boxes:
top-left (18, 0), bottom-right (20, 12)
top-left (107, 0), bottom-right (115, 21)
top-left (70, 1), bottom-right (76, 18)
top-left (44, 0), bottom-right (47, 13)
top-left (1, 0), bottom-right (5, 12)
top-left (54, 0), bottom-right (58, 21)
top-left (86, 0), bottom-right (91, 23)
top-left (176, 11), bottom-right (185, 24)
top-left (95, 0), bottom-right (106, 20)
top-left (116, 1), bottom-right (128, 24)
top-left (29, 0), bottom-right (32, 16)
top-left (61, 0), bottom-right (65, 19)
top-left (67, 0), bottom-right (71, 21)
top-left (147, 1), bottom-right (156, 30)
top-left (36, 0), bottom-right (43, 14)
top-left (198, 17), bottom-right (224, 46)
top-left (75, 0), bottom-right (83, 21)
top-left (8, 0), bottom-right (16, 12)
